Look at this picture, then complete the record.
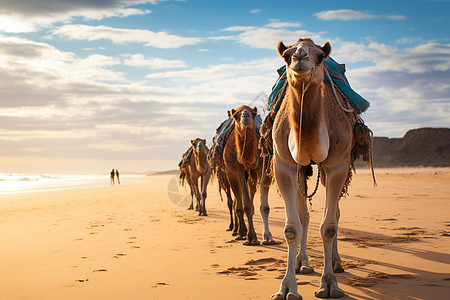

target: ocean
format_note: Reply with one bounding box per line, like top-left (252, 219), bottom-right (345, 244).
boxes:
top-left (0, 173), bottom-right (146, 194)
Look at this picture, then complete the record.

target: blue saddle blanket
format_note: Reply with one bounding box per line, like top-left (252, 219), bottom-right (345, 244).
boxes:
top-left (267, 58), bottom-right (370, 114)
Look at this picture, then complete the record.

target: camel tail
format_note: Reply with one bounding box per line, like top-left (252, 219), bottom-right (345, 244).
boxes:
top-left (368, 129), bottom-right (377, 187)
top-left (179, 172), bottom-right (186, 187)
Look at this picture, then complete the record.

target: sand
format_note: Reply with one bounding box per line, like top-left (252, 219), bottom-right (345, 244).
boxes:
top-left (0, 168), bottom-right (449, 299)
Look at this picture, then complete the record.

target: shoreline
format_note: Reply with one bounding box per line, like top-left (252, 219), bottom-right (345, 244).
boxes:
top-left (0, 173), bottom-right (147, 195)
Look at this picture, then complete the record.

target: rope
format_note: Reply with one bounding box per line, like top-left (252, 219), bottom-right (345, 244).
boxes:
top-left (239, 125), bottom-right (247, 164)
top-left (295, 72), bottom-right (320, 208)
top-left (324, 67), bottom-right (355, 113)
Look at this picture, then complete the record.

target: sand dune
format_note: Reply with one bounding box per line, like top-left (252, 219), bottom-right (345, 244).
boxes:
top-left (0, 168), bottom-right (449, 299)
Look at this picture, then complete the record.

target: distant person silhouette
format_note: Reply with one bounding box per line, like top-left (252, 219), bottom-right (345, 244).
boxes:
top-left (116, 169), bottom-right (120, 185)
top-left (110, 169), bottom-right (115, 185)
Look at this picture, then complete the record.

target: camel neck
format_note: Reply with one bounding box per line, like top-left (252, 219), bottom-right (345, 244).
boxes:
top-left (234, 124), bottom-right (258, 166)
top-left (194, 150), bottom-right (207, 174)
top-left (287, 82), bottom-right (324, 140)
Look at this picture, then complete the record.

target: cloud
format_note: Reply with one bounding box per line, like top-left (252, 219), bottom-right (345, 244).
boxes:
top-left (0, 0), bottom-right (157, 33)
top-left (50, 24), bottom-right (203, 48)
top-left (266, 19), bottom-right (302, 29)
top-left (314, 9), bottom-right (407, 21)
top-left (250, 9), bottom-right (261, 14)
top-left (221, 26), bottom-right (320, 49)
top-left (396, 37), bottom-right (425, 44)
top-left (329, 40), bottom-right (450, 137)
top-left (0, 32), bottom-right (276, 172)
top-left (122, 54), bottom-right (187, 69)
top-left (332, 41), bottom-right (450, 73)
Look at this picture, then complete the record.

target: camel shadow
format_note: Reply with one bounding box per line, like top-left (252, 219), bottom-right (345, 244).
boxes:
top-left (208, 206), bottom-right (450, 299)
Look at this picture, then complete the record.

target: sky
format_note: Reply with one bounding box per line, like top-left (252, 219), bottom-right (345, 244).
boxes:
top-left (0, 0), bottom-right (449, 174)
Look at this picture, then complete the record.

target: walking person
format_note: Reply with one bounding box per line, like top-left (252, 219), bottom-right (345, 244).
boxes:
top-left (115, 169), bottom-right (120, 185)
top-left (110, 169), bottom-right (115, 185)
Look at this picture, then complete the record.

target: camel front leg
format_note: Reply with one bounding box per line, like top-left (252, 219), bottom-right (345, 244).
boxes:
top-left (199, 172), bottom-right (211, 216)
top-left (315, 164), bottom-right (347, 299)
top-left (271, 158), bottom-right (302, 300)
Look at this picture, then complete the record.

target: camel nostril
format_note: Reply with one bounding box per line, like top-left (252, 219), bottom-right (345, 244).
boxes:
top-left (295, 47), bottom-right (307, 59)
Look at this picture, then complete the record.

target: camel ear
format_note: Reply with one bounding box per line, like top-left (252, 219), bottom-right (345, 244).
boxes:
top-left (252, 106), bottom-right (258, 115)
top-left (231, 108), bottom-right (237, 120)
top-left (322, 41), bottom-right (331, 58)
top-left (191, 139), bottom-right (195, 145)
top-left (277, 40), bottom-right (287, 57)
top-left (202, 139), bottom-right (206, 144)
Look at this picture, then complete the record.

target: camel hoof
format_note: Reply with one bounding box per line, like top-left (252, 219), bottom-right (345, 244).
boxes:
top-left (286, 292), bottom-right (302, 300)
top-left (329, 287), bottom-right (345, 298)
top-left (226, 228), bottom-right (232, 232)
top-left (334, 265), bottom-right (344, 273)
top-left (235, 236), bottom-right (246, 241)
top-left (270, 292), bottom-right (285, 300)
top-left (299, 266), bottom-right (314, 274)
top-left (262, 240), bottom-right (280, 245)
top-left (243, 240), bottom-right (260, 246)
top-left (187, 207), bottom-right (193, 210)
top-left (232, 232), bottom-right (238, 236)
top-left (314, 287), bottom-right (329, 299)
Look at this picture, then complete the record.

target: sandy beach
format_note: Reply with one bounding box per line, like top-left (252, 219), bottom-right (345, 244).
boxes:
top-left (0, 168), bottom-right (449, 299)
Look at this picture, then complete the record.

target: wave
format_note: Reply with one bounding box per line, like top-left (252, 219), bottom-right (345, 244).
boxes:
top-left (0, 173), bottom-right (145, 195)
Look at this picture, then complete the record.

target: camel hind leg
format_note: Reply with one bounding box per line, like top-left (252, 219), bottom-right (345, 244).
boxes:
top-left (260, 156), bottom-right (276, 245)
top-left (243, 169), bottom-right (260, 246)
top-left (187, 178), bottom-right (195, 210)
top-left (295, 166), bottom-right (314, 274)
top-left (332, 206), bottom-right (344, 273)
top-left (199, 172), bottom-right (210, 216)
top-left (192, 176), bottom-right (201, 212)
top-left (225, 188), bottom-right (234, 231)
top-left (228, 173), bottom-right (247, 240)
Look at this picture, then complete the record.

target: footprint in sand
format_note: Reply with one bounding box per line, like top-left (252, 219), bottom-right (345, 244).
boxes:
top-left (93, 269), bottom-right (107, 273)
top-left (152, 282), bottom-right (169, 288)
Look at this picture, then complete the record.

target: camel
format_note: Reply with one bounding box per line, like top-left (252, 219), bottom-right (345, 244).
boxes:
top-left (270, 38), bottom-right (374, 299)
top-left (178, 138), bottom-right (211, 216)
top-left (209, 113), bottom-right (276, 244)
top-left (223, 105), bottom-right (264, 246)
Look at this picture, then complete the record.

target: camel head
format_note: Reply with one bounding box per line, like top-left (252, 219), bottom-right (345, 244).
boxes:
top-left (191, 138), bottom-right (208, 155)
top-left (277, 37), bottom-right (331, 87)
top-left (231, 105), bottom-right (258, 132)
top-left (230, 105), bottom-right (259, 166)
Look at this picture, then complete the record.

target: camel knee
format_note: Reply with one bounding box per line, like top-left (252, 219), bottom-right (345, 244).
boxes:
top-left (202, 192), bottom-right (207, 199)
top-left (236, 208), bottom-right (244, 217)
top-left (244, 205), bottom-right (253, 215)
top-left (321, 224), bottom-right (337, 241)
top-left (284, 225), bottom-right (299, 244)
top-left (260, 205), bottom-right (270, 217)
